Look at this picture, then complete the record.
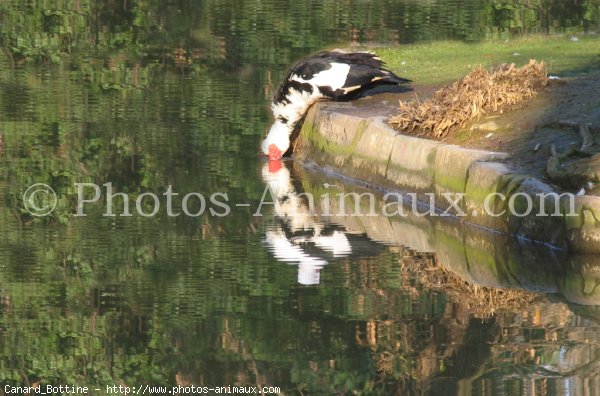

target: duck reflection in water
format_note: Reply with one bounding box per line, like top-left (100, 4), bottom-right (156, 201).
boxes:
top-left (261, 160), bottom-right (352, 285)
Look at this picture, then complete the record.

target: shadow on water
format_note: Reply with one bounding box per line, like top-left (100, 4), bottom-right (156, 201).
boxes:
top-left (261, 159), bottom-right (600, 394)
top-left (264, 160), bottom-right (600, 308)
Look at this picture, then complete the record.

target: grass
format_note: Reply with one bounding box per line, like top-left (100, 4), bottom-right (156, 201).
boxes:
top-left (378, 35), bottom-right (600, 85)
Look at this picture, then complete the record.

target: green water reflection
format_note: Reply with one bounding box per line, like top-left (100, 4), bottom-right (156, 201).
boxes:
top-left (1, 1), bottom-right (600, 395)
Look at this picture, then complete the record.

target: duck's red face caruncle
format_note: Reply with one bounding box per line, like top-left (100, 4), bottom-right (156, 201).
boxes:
top-left (262, 120), bottom-right (291, 161)
top-left (268, 144), bottom-right (283, 161)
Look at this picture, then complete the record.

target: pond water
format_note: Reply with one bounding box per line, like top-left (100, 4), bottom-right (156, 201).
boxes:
top-left (1, 1), bottom-right (600, 395)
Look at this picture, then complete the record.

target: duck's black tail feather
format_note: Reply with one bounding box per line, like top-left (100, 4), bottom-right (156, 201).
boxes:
top-left (384, 71), bottom-right (412, 85)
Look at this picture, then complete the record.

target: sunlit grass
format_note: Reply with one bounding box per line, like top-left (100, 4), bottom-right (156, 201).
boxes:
top-left (379, 35), bottom-right (600, 85)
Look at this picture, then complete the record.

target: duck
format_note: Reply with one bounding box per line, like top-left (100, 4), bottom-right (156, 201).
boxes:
top-left (261, 50), bottom-right (411, 161)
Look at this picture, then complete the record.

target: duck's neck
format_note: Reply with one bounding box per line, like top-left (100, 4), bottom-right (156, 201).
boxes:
top-left (271, 91), bottom-right (318, 129)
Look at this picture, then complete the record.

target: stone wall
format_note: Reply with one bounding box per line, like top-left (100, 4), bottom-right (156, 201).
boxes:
top-left (294, 102), bottom-right (600, 253)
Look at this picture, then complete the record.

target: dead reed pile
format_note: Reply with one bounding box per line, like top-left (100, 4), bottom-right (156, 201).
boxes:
top-left (389, 60), bottom-right (548, 138)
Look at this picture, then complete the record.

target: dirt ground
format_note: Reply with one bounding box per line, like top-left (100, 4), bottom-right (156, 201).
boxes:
top-left (449, 73), bottom-right (600, 181)
top-left (352, 72), bottom-right (600, 190)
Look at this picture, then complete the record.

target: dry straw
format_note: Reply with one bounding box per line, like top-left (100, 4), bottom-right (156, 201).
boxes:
top-left (389, 60), bottom-right (548, 138)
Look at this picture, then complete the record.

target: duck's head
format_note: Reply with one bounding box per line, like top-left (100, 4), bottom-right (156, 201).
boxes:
top-left (262, 120), bottom-right (292, 161)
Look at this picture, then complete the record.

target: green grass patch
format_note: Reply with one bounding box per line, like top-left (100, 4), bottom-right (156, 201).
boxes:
top-left (453, 129), bottom-right (474, 144)
top-left (379, 35), bottom-right (600, 85)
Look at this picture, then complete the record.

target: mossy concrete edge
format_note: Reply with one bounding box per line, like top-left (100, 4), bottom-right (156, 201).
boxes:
top-left (294, 102), bottom-right (600, 253)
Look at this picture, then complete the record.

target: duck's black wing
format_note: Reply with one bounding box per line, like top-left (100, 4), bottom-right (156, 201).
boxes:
top-left (275, 51), bottom-right (411, 102)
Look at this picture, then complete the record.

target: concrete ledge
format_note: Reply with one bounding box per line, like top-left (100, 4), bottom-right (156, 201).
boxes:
top-left (434, 145), bottom-right (508, 213)
top-left (294, 102), bottom-right (600, 253)
top-left (567, 196), bottom-right (600, 253)
top-left (464, 162), bottom-right (515, 231)
top-left (388, 131), bottom-right (441, 192)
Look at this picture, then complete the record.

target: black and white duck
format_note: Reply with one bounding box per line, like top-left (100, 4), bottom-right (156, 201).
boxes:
top-left (262, 50), bottom-right (411, 160)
